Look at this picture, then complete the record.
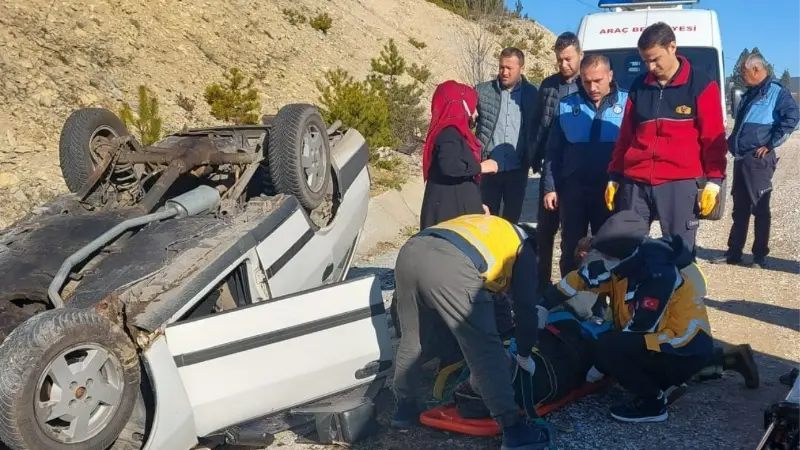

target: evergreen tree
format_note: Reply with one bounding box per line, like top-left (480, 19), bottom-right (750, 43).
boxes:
top-left (515, 0), bottom-right (524, 15)
top-left (780, 69), bottom-right (792, 88)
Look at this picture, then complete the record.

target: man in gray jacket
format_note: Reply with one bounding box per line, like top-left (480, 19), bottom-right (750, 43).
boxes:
top-left (475, 47), bottom-right (538, 223)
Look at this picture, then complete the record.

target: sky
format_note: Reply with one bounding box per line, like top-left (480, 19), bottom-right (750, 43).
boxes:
top-left (515, 0), bottom-right (800, 77)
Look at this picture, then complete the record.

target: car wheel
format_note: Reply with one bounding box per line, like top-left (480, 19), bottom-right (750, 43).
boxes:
top-left (0, 309), bottom-right (140, 450)
top-left (59, 108), bottom-right (129, 193)
top-left (266, 104), bottom-right (331, 210)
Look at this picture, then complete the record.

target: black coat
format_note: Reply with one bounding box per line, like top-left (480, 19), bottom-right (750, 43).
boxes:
top-left (529, 73), bottom-right (580, 173)
top-left (419, 126), bottom-right (484, 230)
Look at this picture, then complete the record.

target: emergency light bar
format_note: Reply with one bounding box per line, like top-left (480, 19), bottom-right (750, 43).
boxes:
top-left (598, 0), bottom-right (699, 9)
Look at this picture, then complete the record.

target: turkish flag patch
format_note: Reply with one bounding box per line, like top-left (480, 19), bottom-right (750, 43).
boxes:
top-left (641, 297), bottom-right (660, 311)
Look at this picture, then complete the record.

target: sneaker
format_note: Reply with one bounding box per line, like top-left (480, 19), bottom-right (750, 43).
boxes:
top-left (390, 401), bottom-right (419, 429)
top-left (501, 420), bottom-right (551, 450)
top-left (664, 383), bottom-right (688, 405)
top-left (724, 344), bottom-right (760, 389)
top-left (610, 394), bottom-right (668, 423)
top-left (709, 254), bottom-right (742, 265)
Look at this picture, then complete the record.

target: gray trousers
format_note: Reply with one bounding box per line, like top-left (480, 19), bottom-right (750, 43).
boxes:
top-left (616, 178), bottom-right (701, 253)
top-left (392, 234), bottom-right (519, 427)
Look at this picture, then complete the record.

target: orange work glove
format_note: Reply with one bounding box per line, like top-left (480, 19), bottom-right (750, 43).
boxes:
top-left (700, 182), bottom-right (721, 216)
top-left (604, 181), bottom-right (619, 212)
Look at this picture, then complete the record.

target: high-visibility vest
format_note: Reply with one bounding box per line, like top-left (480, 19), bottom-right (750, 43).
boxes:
top-left (418, 214), bottom-right (526, 292)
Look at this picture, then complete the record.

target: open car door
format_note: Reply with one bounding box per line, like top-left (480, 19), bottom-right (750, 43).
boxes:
top-left (163, 275), bottom-right (393, 437)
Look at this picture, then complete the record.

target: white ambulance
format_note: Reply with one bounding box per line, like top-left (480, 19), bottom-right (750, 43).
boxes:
top-left (577, 0), bottom-right (728, 126)
top-left (576, 0), bottom-right (729, 220)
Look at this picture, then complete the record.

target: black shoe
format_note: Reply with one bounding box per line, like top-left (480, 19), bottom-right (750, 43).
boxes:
top-left (610, 394), bottom-right (668, 423)
top-left (723, 344), bottom-right (760, 389)
top-left (664, 383), bottom-right (688, 405)
top-left (709, 254), bottom-right (742, 265)
top-left (749, 256), bottom-right (767, 269)
top-left (501, 419), bottom-right (551, 450)
top-left (390, 400), bottom-right (420, 429)
top-left (779, 368), bottom-right (798, 387)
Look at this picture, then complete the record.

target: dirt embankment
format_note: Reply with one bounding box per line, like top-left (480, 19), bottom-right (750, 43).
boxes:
top-left (0, 0), bottom-right (555, 228)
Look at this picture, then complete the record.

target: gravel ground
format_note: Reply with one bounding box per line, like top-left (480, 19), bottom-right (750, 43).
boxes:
top-left (242, 133), bottom-right (800, 450)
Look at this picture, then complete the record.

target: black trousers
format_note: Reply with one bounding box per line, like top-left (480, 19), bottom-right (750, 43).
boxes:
top-left (558, 182), bottom-right (611, 277)
top-left (536, 176), bottom-right (560, 288)
top-left (727, 161), bottom-right (772, 259)
top-left (593, 331), bottom-right (710, 398)
top-left (616, 178), bottom-right (700, 254)
top-left (480, 168), bottom-right (529, 223)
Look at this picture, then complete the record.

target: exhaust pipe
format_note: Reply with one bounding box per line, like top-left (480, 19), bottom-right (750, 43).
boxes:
top-left (48, 185), bottom-right (221, 308)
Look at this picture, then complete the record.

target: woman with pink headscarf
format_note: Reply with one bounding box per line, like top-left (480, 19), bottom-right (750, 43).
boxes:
top-left (419, 80), bottom-right (498, 230)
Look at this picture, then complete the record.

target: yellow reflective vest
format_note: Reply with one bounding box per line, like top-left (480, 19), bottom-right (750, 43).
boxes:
top-left (418, 214), bottom-right (527, 292)
top-left (553, 262), bottom-right (713, 356)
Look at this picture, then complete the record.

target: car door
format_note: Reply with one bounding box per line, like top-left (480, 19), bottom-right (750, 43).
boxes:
top-left (162, 275), bottom-right (393, 438)
top-left (254, 205), bottom-right (335, 297)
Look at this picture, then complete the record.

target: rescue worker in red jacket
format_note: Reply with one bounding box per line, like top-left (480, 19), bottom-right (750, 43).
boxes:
top-left (605, 22), bottom-right (728, 254)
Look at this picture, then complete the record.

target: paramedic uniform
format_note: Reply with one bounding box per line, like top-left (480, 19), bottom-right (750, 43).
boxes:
top-left (545, 232), bottom-right (713, 400)
top-left (392, 214), bottom-right (540, 429)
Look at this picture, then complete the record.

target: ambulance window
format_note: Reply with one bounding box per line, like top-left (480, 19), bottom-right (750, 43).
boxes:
top-left (585, 47), bottom-right (721, 91)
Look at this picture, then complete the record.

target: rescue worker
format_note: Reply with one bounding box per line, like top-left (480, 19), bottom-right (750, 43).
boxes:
top-left (542, 211), bottom-right (759, 422)
top-left (529, 31), bottom-right (582, 289)
top-left (711, 52), bottom-right (800, 268)
top-left (606, 22), bottom-right (728, 254)
top-left (542, 53), bottom-right (626, 277)
top-left (391, 214), bottom-right (550, 449)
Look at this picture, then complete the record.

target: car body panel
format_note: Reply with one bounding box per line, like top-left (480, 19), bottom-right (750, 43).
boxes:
top-left (140, 337), bottom-right (199, 450)
top-left (0, 119), bottom-right (378, 450)
top-left (163, 274), bottom-right (391, 437)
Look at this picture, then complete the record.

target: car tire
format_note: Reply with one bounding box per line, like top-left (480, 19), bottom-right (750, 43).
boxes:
top-left (699, 177), bottom-right (728, 221)
top-left (59, 108), bottom-right (129, 193)
top-left (266, 104), bottom-right (331, 210)
top-left (0, 309), bottom-right (140, 450)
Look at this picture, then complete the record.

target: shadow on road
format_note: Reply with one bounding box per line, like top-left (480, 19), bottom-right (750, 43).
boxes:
top-left (348, 266), bottom-right (396, 292)
top-left (349, 336), bottom-right (798, 450)
top-left (705, 297), bottom-right (800, 332)
top-left (696, 245), bottom-right (800, 276)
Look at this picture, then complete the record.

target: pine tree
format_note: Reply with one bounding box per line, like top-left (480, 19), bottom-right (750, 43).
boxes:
top-left (203, 68), bottom-right (261, 125)
top-left (119, 85), bottom-right (164, 146)
top-left (515, 0), bottom-right (524, 15)
top-left (780, 69), bottom-right (792, 89)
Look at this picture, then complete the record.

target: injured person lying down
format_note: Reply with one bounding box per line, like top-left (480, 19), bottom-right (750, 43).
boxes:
top-left (451, 211), bottom-right (760, 426)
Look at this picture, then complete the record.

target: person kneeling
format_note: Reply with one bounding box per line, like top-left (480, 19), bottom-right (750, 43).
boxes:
top-left (391, 214), bottom-right (549, 450)
top-left (543, 211), bottom-right (758, 423)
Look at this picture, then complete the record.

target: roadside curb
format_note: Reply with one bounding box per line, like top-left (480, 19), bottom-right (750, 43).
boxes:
top-left (356, 176), bottom-right (424, 255)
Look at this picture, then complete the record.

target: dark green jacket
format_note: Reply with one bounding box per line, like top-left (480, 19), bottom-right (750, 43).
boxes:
top-left (474, 76), bottom-right (539, 164)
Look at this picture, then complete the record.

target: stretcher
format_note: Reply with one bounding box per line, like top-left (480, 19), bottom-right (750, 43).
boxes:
top-left (420, 377), bottom-right (612, 436)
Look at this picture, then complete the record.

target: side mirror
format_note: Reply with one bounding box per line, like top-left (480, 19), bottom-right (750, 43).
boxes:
top-left (731, 89), bottom-right (744, 116)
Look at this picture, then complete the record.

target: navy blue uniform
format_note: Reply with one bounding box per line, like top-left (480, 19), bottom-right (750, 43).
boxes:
top-left (724, 76), bottom-right (800, 262)
top-left (543, 84), bottom-right (628, 275)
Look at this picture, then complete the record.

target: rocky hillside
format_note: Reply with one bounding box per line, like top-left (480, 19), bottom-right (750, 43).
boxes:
top-left (0, 0), bottom-right (555, 227)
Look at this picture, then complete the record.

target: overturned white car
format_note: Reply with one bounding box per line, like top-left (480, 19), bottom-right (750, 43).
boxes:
top-left (0, 104), bottom-right (393, 450)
